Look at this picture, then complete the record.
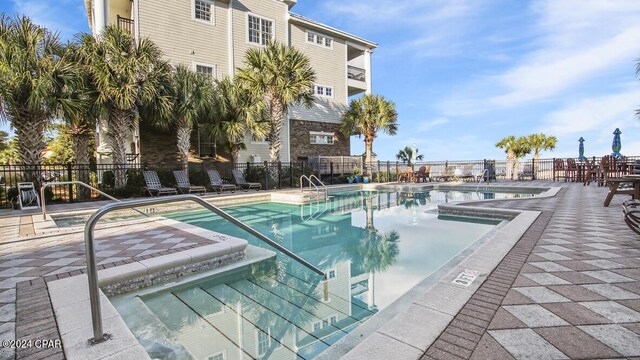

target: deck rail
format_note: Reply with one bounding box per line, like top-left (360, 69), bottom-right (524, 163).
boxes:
top-left (83, 194), bottom-right (325, 344)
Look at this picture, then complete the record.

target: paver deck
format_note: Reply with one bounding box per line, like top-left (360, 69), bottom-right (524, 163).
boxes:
top-left (423, 181), bottom-right (640, 359)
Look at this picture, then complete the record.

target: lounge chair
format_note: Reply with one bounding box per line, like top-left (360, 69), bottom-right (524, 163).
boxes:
top-left (143, 171), bottom-right (178, 197)
top-left (207, 170), bottom-right (236, 194)
top-left (623, 199), bottom-right (640, 235)
top-left (232, 169), bottom-right (261, 191)
top-left (518, 164), bottom-right (534, 180)
top-left (460, 165), bottom-right (476, 182)
top-left (173, 170), bottom-right (206, 195)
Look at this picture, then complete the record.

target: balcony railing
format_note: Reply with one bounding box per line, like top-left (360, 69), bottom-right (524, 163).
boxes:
top-left (117, 15), bottom-right (134, 34)
top-left (347, 66), bottom-right (366, 81)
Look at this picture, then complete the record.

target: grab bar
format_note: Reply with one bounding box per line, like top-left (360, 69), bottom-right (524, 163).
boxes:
top-left (40, 181), bottom-right (147, 220)
top-left (476, 169), bottom-right (488, 192)
top-left (309, 174), bottom-right (327, 201)
top-left (84, 194), bottom-right (325, 344)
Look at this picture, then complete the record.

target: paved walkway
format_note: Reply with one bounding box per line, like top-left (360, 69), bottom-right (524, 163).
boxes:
top-left (424, 181), bottom-right (640, 359)
top-left (0, 216), bottom-right (217, 360)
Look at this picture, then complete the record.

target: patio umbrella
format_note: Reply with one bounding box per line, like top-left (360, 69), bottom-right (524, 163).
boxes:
top-left (612, 128), bottom-right (622, 159)
top-left (578, 137), bottom-right (586, 161)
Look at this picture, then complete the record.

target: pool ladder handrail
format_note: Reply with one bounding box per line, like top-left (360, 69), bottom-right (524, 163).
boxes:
top-left (40, 181), bottom-right (148, 221)
top-left (476, 169), bottom-right (489, 192)
top-left (83, 194), bottom-right (325, 345)
top-left (300, 174), bottom-right (327, 201)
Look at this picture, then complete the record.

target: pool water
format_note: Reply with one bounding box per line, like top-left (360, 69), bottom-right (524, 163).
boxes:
top-left (110, 189), bottom-right (522, 359)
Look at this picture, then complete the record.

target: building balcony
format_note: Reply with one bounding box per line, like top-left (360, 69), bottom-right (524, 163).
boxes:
top-left (117, 15), bottom-right (134, 34)
top-left (348, 66), bottom-right (367, 96)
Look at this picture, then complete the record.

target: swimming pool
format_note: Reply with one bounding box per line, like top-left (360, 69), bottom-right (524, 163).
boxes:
top-left (109, 189), bottom-right (528, 359)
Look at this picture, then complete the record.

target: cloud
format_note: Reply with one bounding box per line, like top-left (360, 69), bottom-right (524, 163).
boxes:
top-left (542, 86), bottom-right (640, 136)
top-left (438, 0), bottom-right (640, 115)
top-left (417, 118), bottom-right (450, 132)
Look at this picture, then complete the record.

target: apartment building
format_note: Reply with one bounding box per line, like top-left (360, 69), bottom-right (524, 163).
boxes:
top-left (85, 0), bottom-right (376, 164)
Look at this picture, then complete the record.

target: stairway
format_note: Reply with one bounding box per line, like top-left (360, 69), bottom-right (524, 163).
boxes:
top-left (125, 263), bottom-right (375, 360)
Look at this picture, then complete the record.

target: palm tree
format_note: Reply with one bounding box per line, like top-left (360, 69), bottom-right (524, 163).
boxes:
top-left (496, 135), bottom-right (530, 180)
top-left (208, 76), bottom-right (268, 163)
top-left (396, 146), bottom-right (424, 166)
top-left (237, 42), bottom-right (315, 161)
top-left (340, 94), bottom-right (398, 175)
top-left (76, 26), bottom-right (172, 187)
top-left (0, 15), bottom-right (82, 166)
top-left (526, 133), bottom-right (557, 178)
top-left (159, 65), bottom-right (214, 172)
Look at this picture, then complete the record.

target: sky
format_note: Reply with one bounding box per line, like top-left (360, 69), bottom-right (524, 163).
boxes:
top-left (1, 0), bottom-right (640, 161)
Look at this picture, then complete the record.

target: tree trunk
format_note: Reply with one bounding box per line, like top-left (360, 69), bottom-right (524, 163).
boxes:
top-left (230, 144), bottom-right (240, 164)
top-left (107, 109), bottom-right (132, 188)
top-left (506, 150), bottom-right (515, 180)
top-left (533, 153), bottom-right (540, 178)
top-left (268, 97), bottom-right (284, 162)
top-left (73, 133), bottom-right (92, 199)
top-left (176, 119), bottom-right (192, 173)
top-left (12, 108), bottom-right (47, 182)
top-left (513, 157), bottom-right (520, 180)
top-left (364, 135), bottom-right (373, 176)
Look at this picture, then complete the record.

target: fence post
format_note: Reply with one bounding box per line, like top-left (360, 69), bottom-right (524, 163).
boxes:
top-left (301, 161), bottom-right (305, 178)
top-left (532, 158), bottom-right (536, 180)
top-left (330, 162), bottom-right (334, 185)
top-left (263, 161), bottom-right (269, 190)
top-left (552, 158), bottom-right (555, 182)
top-left (277, 161), bottom-right (282, 189)
top-left (289, 162), bottom-right (294, 188)
top-left (377, 160), bottom-right (381, 183)
top-left (67, 162), bottom-right (74, 203)
top-left (395, 161), bottom-right (399, 182)
top-left (387, 161), bottom-right (390, 183)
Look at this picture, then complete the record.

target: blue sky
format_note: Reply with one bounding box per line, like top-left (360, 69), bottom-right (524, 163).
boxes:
top-left (2, 0), bottom-right (640, 161)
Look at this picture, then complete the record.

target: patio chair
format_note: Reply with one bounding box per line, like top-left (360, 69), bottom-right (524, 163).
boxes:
top-left (173, 170), bottom-right (206, 195)
top-left (231, 169), bottom-right (261, 191)
top-left (623, 199), bottom-right (640, 235)
top-left (460, 165), bottom-right (475, 182)
top-left (566, 158), bottom-right (579, 182)
top-left (398, 167), bottom-right (414, 183)
top-left (143, 171), bottom-right (178, 197)
top-left (207, 170), bottom-right (236, 194)
top-left (553, 158), bottom-right (567, 182)
top-left (583, 157), bottom-right (599, 186)
top-left (597, 155), bottom-right (616, 187)
top-left (518, 164), bottom-right (534, 180)
top-left (415, 165), bottom-right (431, 182)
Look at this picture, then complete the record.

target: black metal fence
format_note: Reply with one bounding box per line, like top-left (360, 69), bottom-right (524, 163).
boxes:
top-left (1, 156), bottom-right (639, 208)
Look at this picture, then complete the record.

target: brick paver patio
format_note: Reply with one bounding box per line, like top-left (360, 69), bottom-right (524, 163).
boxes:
top-left (0, 217), bottom-right (218, 360)
top-left (424, 182), bottom-right (640, 359)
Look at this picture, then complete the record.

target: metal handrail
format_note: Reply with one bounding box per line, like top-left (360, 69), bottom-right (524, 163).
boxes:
top-left (476, 169), bottom-right (488, 192)
top-left (309, 175), bottom-right (327, 198)
top-left (40, 181), bottom-right (148, 221)
top-left (84, 194), bottom-right (325, 344)
top-left (300, 175), bottom-right (320, 200)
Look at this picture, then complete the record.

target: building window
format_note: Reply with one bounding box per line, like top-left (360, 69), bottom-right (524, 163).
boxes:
top-left (306, 30), bottom-right (333, 49)
top-left (194, 0), bottom-right (214, 23)
top-left (198, 128), bottom-right (216, 157)
top-left (326, 268), bottom-right (337, 279)
top-left (248, 14), bottom-right (273, 45)
top-left (251, 134), bottom-right (267, 145)
top-left (310, 132), bottom-right (334, 145)
top-left (313, 84), bottom-right (333, 98)
top-left (257, 329), bottom-right (271, 357)
top-left (194, 63), bottom-right (215, 79)
top-left (206, 351), bottom-right (226, 360)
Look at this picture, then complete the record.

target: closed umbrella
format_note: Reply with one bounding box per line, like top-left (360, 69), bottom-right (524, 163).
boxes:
top-left (578, 137), bottom-right (585, 161)
top-left (612, 128), bottom-right (622, 159)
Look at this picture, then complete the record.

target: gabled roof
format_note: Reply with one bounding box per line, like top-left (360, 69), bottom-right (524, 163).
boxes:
top-left (289, 13), bottom-right (377, 49)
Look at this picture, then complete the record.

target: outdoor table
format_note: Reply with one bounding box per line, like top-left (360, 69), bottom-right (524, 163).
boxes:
top-left (603, 175), bottom-right (640, 207)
